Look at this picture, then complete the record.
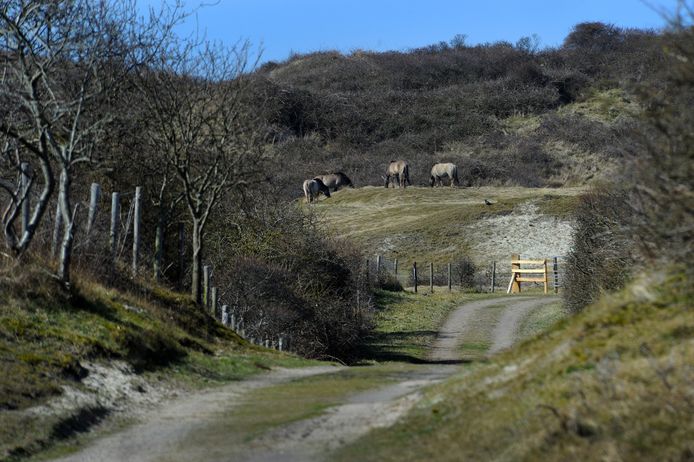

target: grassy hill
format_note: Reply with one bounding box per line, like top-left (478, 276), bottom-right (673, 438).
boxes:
top-left (310, 186), bottom-right (582, 282)
top-left (0, 268), bottom-right (315, 460)
top-left (336, 267), bottom-right (694, 461)
top-left (251, 23), bottom-right (664, 199)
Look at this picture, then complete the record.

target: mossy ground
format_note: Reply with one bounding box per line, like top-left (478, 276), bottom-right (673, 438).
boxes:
top-left (335, 268), bottom-right (694, 461)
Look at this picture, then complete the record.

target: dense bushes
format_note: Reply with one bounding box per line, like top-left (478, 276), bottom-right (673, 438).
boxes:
top-left (563, 13), bottom-right (694, 312)
top-left (563, 187), bottom-right (634, 313)
top-left (204, 199), bottom-right (374, 360)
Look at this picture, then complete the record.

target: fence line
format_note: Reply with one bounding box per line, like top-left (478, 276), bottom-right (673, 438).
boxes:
top-left (366, 254), bottom-right (566, 294)
top-left (27, 181), bottom-right (568, 354)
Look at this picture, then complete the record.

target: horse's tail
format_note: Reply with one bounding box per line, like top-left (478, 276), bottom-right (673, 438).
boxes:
top-left (452, 165), bottom-right (459, 185)
top-left (404, 164), bottom-right (411, 185)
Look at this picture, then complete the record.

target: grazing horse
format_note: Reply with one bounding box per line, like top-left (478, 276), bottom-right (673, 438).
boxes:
top-left (384, 160), bottom-right (411, 189)
top-left (430, 163), bottom-right (459, 187)
top-left (313, 172), bottom-right (354, 192)
top-left (303, 178), bottom-right (331, 203)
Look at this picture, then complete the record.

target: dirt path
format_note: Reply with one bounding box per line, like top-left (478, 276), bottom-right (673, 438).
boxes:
top-left (50, 366), bottom-right (340, 462)
top-left (52, 296), bottom-right (557, 462)
top-left (431, 296), bottom-right (558, 361)
top-left (488, 297), bottom-right (559, 354)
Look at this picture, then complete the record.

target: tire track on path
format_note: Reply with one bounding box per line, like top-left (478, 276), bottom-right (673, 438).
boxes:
top-left (488, 296), bottom-right (560, 355)
top-left (430, 296), bottom-right (559, 361)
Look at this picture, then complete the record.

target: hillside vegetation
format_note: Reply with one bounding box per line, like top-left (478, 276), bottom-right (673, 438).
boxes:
top-left (252, 23), bottom-right (665, 199)
top-left (336, 268), bottom-right (694, 461)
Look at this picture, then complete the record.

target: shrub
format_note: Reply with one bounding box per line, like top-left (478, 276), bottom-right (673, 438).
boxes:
top-left (453, 256), bottom-right (477, 290)
top-left (377, 271), bottom-right (403, 292)
top-left (206, 199), bottom-right (374, 361)
top-left (563, 186), bottom-right (634, 313)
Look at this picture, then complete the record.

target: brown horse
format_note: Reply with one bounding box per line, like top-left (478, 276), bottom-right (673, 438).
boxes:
top-left (313, 172), bottom-right (354, 192)
top-left (303, 178), bottom-right (331, 203)
top-left (430, 163), bottom-right (459, 187)
top-left (384, 160), bottom-right (411, 188)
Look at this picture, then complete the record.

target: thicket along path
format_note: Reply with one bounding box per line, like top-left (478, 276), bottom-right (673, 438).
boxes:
top-left (52, 296), bottom-right (558, 462)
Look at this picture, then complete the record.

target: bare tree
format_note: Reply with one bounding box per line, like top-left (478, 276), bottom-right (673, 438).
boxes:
top-left (135, 39), bottom-right (266, 303)
top-left (0, 0), bottom-right (181, 282)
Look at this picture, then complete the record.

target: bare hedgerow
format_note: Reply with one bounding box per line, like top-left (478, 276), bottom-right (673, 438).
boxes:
top-left (563, 186), bottom-right (635, 313)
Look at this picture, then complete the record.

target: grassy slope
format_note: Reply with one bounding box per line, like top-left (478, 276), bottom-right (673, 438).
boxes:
top-left (310, 185), bottom-right (582, 273)
top-left (0, 267), bottom-right (315, 460)
top-left (336, 268), bottom-right (694, 461)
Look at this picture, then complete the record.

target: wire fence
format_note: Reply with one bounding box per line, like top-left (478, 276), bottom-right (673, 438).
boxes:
top-left (366, 254), bottom-right (566, 293)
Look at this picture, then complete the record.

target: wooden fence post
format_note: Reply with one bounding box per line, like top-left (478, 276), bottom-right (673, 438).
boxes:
top-left (448, 262), bottom-right (452, 292)
top-left (109, 192), bottom-right (120, 272)
top-left (20, 162), bottom-right (30, 237)
top-left (278, 337), bottom-right (284, 352)
top-left (429, 262), bottom-right (434, 293)
top-left (221, 305), bottom-right (229, 326)
top-left (491, 261), bottom-right (496, 293)
top-left (177, 223), bottom-right (185, 289)
top-left (376, 255), bottom-right (381, 274)
top-left (553, 256), bottom-right (559, 294)
top-left (132, 186), bottom-right (142, 276)
top-left (413, 261), bottom-right (418, 293)
top-left (85, 182), bottom-right (101, 240)
top-left (154, 212), bottom-right (165, 283)
top-left (203, 265), bottom-right (210, 307)
top-left (210, 287), bottom-right (218, 318)
top-left (394, 258), bottom-right (398, 279)
top-left (366, 259), bottom-right (370, 283)
top-left (511, 254), bottom-right (521, 293)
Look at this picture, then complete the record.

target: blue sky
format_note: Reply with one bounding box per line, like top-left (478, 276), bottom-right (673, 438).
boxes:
top-left (140, 0), bottom-right (673, 63)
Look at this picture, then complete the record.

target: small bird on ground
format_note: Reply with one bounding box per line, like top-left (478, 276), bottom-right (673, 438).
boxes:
top-left (484, 199), bottom-right (493, 205)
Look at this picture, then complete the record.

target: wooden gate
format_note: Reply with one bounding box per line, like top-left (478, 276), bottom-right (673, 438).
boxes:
top-left (507, 253), bottom-right (549, 294)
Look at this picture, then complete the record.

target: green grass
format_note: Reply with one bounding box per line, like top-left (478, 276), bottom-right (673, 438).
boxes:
top-left (560, 88), bottom-right (640, 123)
top-left (536, 194), bottom-right (580, 218)
top-left (335, 268), bottom-right (694, 462)
top-left (517, 299), bottom-right (566, 342)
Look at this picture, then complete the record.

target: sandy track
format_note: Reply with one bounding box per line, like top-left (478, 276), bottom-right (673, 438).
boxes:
top-left (50, 367), bottom-right (340, 462)
top-left (431, 296), bottom-right (559, 361)
top-left (52, 296), bottom-right (557, 462)
top-left (488, 297), bottom-right (559, 354)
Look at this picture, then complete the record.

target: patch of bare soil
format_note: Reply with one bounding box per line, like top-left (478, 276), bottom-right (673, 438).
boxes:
top-left (48, 366), bottom-right (340, 462)
top-left (464, 202), bottom-right (573, 263)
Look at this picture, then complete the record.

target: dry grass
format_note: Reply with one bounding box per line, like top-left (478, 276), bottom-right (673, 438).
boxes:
top-left (335, 267), bottom-right (694, 461)
top-left (309, 186), bottom-right (584, 270)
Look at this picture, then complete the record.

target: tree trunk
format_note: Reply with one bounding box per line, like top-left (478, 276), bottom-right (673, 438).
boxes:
top-left (16, 159), bottom-right (54, 254)
top-left (57, 169), bottom-right (76, 283)
top-left (154, 207), bottom-right (166, 283)
top-left (191, 218), bottom-right (203, 304)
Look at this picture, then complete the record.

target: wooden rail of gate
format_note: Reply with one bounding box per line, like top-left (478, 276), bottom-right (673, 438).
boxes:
top-left (507, 253), bottom-right (549, 294)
